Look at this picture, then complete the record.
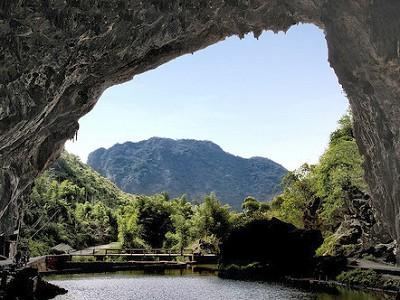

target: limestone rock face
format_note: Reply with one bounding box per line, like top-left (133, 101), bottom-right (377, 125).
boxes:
top-left (0, 1), bottom-right (400, 250)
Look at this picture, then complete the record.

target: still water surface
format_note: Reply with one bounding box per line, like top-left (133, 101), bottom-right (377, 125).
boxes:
top-left (47, 269), bottom-right (389, 300)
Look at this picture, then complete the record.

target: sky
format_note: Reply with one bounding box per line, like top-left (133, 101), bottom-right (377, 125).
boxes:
top-left (65, 24), bottom-right (348, 171)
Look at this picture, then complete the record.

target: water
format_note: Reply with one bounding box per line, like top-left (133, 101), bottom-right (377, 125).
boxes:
top-left (47, 269), bottom-right (391, 300)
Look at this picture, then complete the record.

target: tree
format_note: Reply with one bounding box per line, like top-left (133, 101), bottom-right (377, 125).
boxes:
top-left (191, 193), bottom-right (232, 241)
top-left (75, 202), bottom-right (118, 245)
top-left (242, 196), bottom-right (260, 215)
top-left (135, 194), bottom-right (174, 248)
top-left (314, 115), bottom-right (366, 231)
top-left (116, 202), bottom-right (147, 249)
top-left (269, 164), bottom-right (319, 228)
top-left (165, 214), bottom-right (192, 254)
top-left (164, 196), bottom-right (194, 252)
top-left (268, 111), bottom-right (369, 254)
top-left (269, 113), bottom-right (366, 231)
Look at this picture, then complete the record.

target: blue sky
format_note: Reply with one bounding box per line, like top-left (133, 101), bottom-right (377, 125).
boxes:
top-left (66, 24), bottom-right (348, 171)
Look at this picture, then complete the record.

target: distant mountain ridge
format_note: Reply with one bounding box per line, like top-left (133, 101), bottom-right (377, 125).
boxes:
top-left (87, 138), bottom-right (287, 209)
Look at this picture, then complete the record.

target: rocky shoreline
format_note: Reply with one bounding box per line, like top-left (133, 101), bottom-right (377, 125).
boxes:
top-left (3, 262), bottom-right (399, 300)
top-left (218, 264), bottom-right (399, 298)
top-left (284, 277), bottom-right (398, 298)
top-left (0, 267), bottom-right (67, 300)
top-left (218, 217), bottom-right (400, 298)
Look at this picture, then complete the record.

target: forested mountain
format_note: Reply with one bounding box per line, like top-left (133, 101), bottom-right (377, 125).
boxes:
top-left (23, 151), bottom-right (240, 255)
top-left (50, 151), bottom-right (134, 207)
top-left (87, 138), bottom-right (287, 209)
top-left (22, 152), bottom-right (135, 255)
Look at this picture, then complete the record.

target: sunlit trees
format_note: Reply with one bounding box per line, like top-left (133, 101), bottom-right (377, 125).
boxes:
top-left (22, 176), bottom-right (86, 255)
top-left (75, 202), bottom-right (117, 245)
top-left (116, 202), bottom-right (147, 249)
top-left (190, 193), bottom-right (232, 241)
top-left (269, 164), bottom-right (319, 229)
top-left (22, 152), bottom-right (130, 255)
top-left (242, 196), bottom-right (260, 215)
top-left (134, 194), bottom-right (174, 248)
top-left (164, 197), bottom-right (194, 253)
top-left (24, 112), bottom-right (367, 260)
top-left (314, 114), bottom-right (366, 231)
top-left (268, 112), bottom-right (368, 253)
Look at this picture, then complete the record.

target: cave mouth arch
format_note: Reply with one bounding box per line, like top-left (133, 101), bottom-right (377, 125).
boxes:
top-left (66, 24), bottom-right (348, 173)
top-left (1, 0), bottom-right (400, 256)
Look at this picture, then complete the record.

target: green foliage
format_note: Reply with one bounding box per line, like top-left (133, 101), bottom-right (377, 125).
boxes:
top-left (242, 197), bottom-right (260, 215)
top-left (268, 164), bottom-right (319, 228)
top-left (229, 196), bottom-right (272, 228)
top-left (52, 152), bottom-right (131, 207)
top-left (329, 114), bottom-right (354, 144)
top-left (336, 269), bottom-right (382, 287)
top-left (116, 192), bottom-right (236, 253)
top-left (28, 239), bottom-right (50, 257)
top-left (337, 269), bottom-right (400, 290)
top-left (25, 114), bottom-right (365, 261)
top-left (268, 112), bottom-right (368, 253)
top-left (164, 197), bottom-right (194, 252)
top-left (136, 194), bottom-right (174, 248)
top-left (26, 156), bottom-right (239, 255)
top-left (191, 193), bottom-right (232, 240)
top-left (22, 152), bottom-right (133, 255)
top-left (315, 233), bottom-right (339, 256)
top-left (116, 202), bottom-right (147, 249)
top-left (316, 114), bottom-right (366, 230)
top-left (26, 153), bottom-right (242, 255)
top-left (75, 202), bottom-right (118, 245)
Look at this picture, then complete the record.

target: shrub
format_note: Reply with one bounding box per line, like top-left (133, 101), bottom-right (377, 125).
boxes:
top-left (336, 269), bottom-right (382, 287)
top-left (28, 239), bottom-right (50, 257)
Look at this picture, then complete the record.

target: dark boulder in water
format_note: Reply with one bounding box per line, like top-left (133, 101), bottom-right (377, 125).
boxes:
top-left (219, 218), bottom-right (323, 279)
top-left (0, 267), bottom-right (67, 300)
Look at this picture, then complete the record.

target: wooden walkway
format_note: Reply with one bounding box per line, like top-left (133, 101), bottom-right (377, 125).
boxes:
top-left (26, 248), bottom-right (218, 273)
top-left (349, 259), bottom-right (400, 277)
top-left (68, 248), bottom-right (215, 261)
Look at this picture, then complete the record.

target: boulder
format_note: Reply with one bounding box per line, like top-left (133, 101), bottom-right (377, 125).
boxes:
top-left (361, 242), bottom-right (397, 264)
top-left (1, 267), bottom-right (67, 299)
top-left (219, 218), bottom-right (323, 278)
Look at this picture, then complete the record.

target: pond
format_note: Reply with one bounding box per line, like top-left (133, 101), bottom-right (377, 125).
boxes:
top-left (46, 268), bottom-right (391, 300)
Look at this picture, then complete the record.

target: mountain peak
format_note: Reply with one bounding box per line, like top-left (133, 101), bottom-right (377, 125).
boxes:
top-left (87, 138), bottom-right (287, 209)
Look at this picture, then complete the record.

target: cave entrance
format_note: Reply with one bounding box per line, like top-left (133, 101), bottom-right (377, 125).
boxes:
top-left (1, 0), bottom-right (400, 269)
top-left (67, 24), bottom-right (348, 172)
top-left (26, 24), bottom-right (348, 255)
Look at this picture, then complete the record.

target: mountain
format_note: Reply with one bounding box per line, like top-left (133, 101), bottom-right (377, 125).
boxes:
top-left (48, 151), bottom-right (135, 206)
top-left (87, 138), bottom-right (287, 209)
top-left (24, 151), bottom-right (136, 255)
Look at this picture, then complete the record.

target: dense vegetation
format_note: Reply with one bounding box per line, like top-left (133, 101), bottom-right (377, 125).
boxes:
top-left (21, 152), bottom-right (236, 255)
top-left (267, 113), bottom-right (372, 255)
top-left (20, 152), bottom-right (131, 255)
top-left (22, 112), bottom-right (374, 260)
top-left (87, 137), bottom-right (287, 209)
top-left (336, 269), bottom-right (400, 290)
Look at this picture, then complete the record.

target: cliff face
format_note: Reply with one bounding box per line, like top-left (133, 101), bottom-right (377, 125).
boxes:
top-left (0, 1), bottom-right (400, 253)
top-left (87, 138), bottom-right (287, 209)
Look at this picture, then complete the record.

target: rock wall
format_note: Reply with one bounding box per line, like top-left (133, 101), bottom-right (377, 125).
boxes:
top-left (0, 1), bottom-right (400, 251)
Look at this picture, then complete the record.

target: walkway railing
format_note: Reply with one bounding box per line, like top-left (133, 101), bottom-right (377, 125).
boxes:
top-left (70, 247), bottom-right (197, 256)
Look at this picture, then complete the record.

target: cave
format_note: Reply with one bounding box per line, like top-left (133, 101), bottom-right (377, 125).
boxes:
top-left (1, 1), bottom-right (400, 255)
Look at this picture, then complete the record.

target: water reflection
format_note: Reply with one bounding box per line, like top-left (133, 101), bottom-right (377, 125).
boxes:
top-left (46, 268), bottom-right (392, 300)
